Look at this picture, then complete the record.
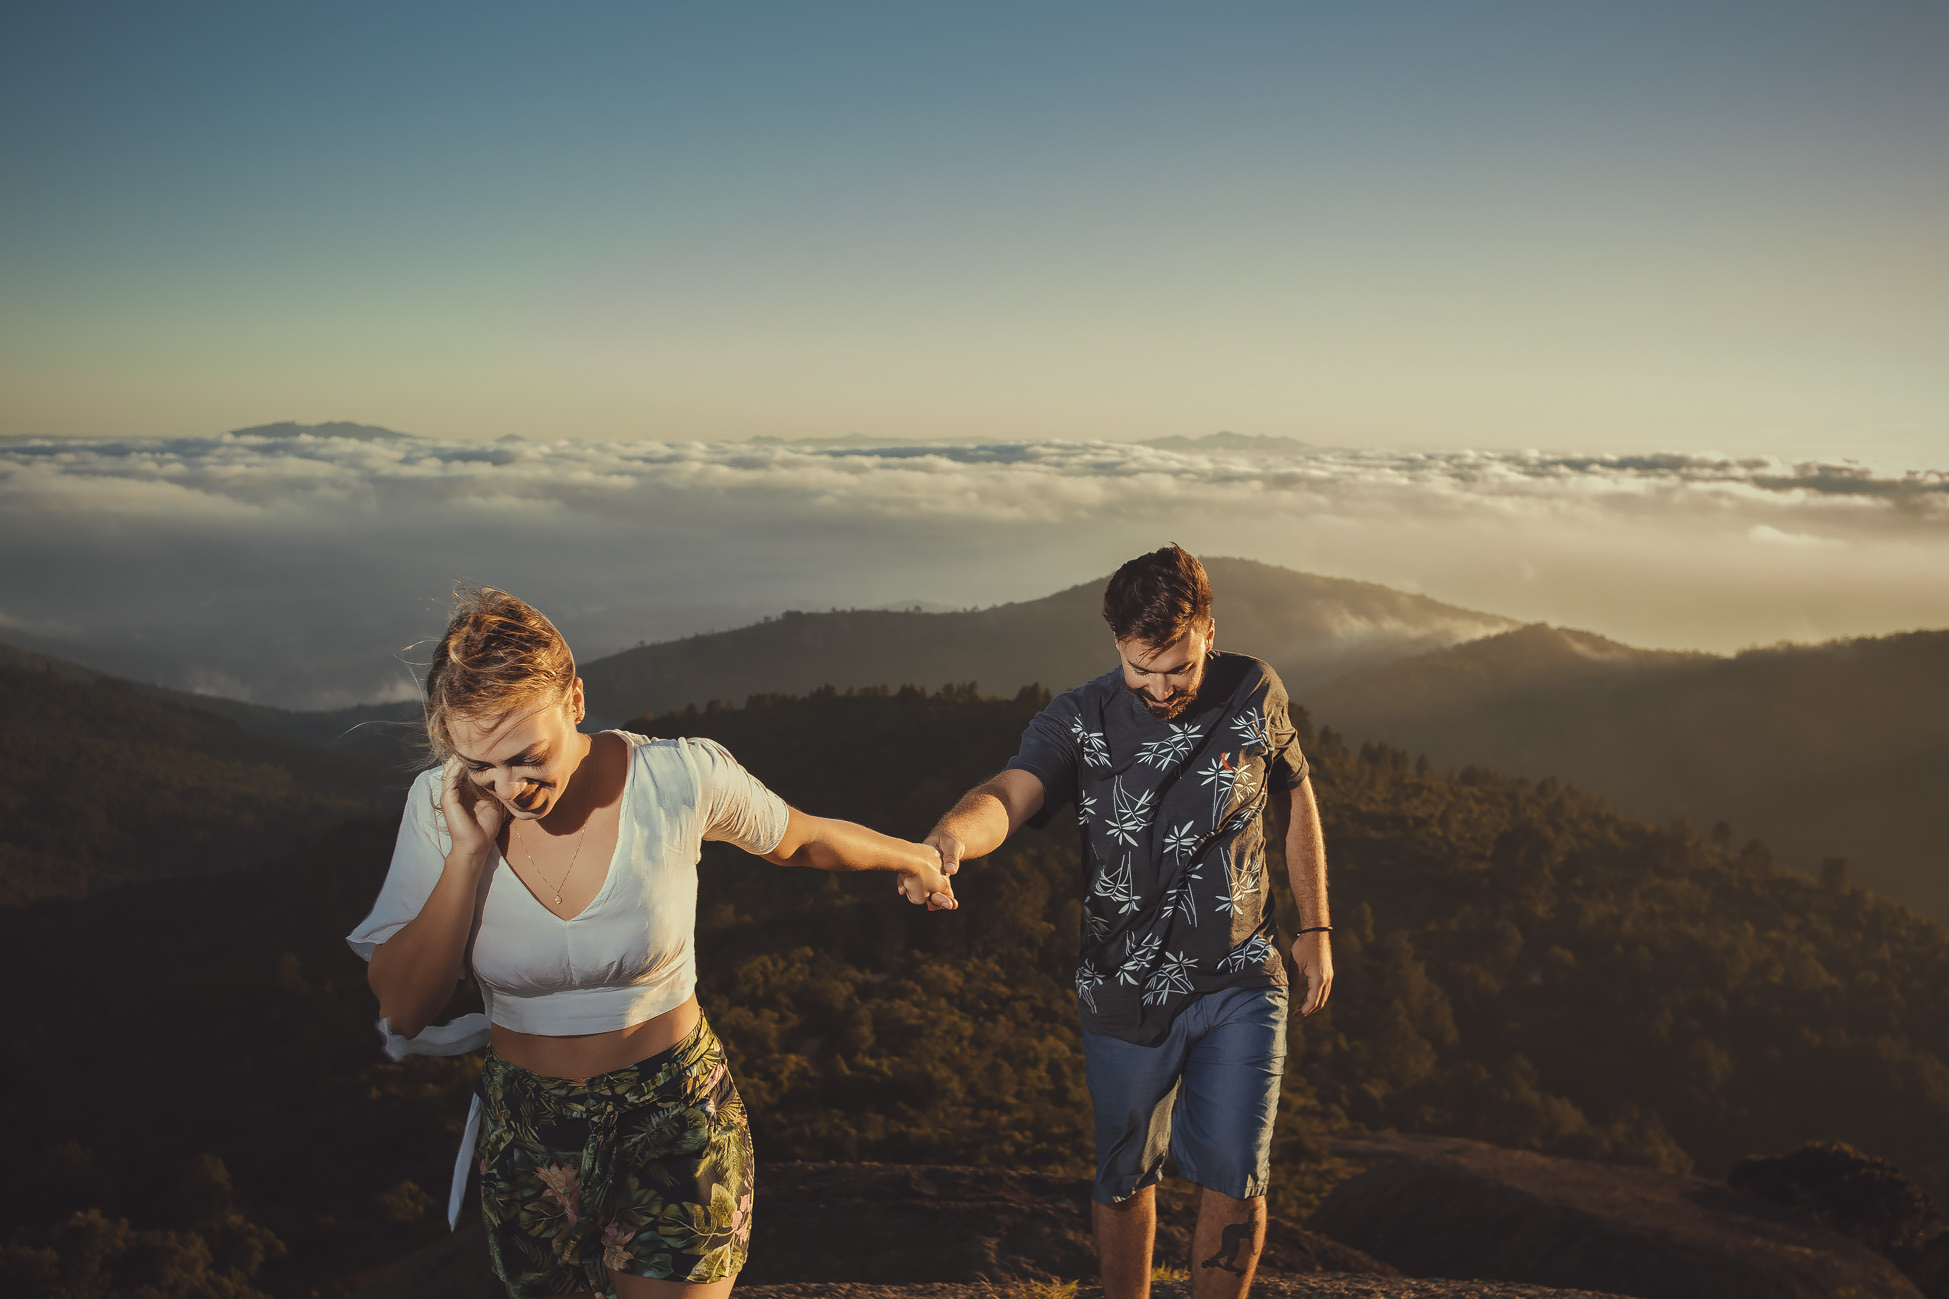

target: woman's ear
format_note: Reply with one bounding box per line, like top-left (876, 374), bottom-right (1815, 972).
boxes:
top-left (569, 677), bottom-right (588, 725)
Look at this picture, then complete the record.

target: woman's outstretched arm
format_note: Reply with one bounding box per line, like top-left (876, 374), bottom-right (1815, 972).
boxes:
top-left (762, 807), bottom-right (958, 910)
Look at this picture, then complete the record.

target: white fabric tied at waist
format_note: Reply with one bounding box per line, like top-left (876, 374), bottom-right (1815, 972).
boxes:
top-left (375, 1012), bottom-right (491, 1230)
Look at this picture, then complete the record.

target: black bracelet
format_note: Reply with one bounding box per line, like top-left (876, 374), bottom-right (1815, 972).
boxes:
top-left (1296, 925), bottom-right (1333, 935)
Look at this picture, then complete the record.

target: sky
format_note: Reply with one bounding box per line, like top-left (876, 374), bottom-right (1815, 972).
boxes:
top-left (1, 3), bottom-right (1946, 706)
top-left (2, 2), bottom-right (1945, 457)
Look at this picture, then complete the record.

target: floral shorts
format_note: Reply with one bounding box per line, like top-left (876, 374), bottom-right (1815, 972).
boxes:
top-left (476, 1016), bottom-right (754, 1297)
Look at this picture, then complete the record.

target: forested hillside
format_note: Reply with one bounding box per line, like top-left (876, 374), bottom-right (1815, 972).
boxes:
top-left (664, 687), bottom-right (1949, 1200)
top-left (2, 633), bottom-right (424, 758)
top-left (3, 684), bottom-right (1945, 1297)
top-left (1309, 624), bottom-right (1949, 922)
top-left (578, 557), bottom-right (1514, 721)
top-left (0, 656), bottom-right (383, 902)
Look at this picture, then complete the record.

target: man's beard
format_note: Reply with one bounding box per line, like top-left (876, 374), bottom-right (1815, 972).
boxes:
top-left (1126, 659), bottom-right (1206, 720)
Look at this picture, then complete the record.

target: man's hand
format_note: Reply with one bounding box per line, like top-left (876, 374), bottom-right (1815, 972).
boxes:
top-left (921, 769), bottom-right (1045, 893)
top-left (923, 829), bottom-right (967, 881)
top-left (895, 841), bottom-right (958, 911)
top-left (1292, 931), bottom-right (1333, 1016)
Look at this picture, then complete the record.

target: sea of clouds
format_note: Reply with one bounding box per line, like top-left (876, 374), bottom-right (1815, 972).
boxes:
top-left (2, 427), bottom-right (1944, 709)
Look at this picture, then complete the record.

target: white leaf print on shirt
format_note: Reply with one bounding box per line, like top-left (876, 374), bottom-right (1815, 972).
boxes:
top-left (1199, 752), bottom-right (1239, 827)
top-left (1233, 707), bottom-right (1269, 749)
top-left (1137, 723), bottom-right (1204, 770)
top-left (1143, 951), bottom-right (1199, 1005)
top-left (1093, 854), bottom-right (1140, 916)
top-left (1118, 932), bottom-right (1162, 985)
top-left (1213, 844), bottom-right (1239, 918)
top-left (1071, 716), bottom-right (1111, 768)
top-left (1218, 933), bottom-right (1277, 973)
top-left (1106, 778), bottom-right (1156, 847)
top-left (1215, 843), bottom-right (1264, 919)
top-left (1160, 819), bottom-right (1205, 927)
top-left (1160, 870), bottom-right (1202, 928)
top-left (1076, 961), bottom-right (1107, 1012)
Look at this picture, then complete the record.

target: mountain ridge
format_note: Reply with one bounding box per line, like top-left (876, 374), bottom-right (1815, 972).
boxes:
top-left (579, 557), bottom-right (1518, 723)
top-left (1308, 622), bottom-right (1949, 921)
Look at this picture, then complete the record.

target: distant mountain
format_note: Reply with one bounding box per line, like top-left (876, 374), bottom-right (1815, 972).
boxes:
top-left (579, 558), bottom-right (1518, 724)
top-left (741, 431), bottom-right (1314, 454)
top-left (744, 432), bottom-right (961, 448)
top-left (1137, 431), bottom-right (1312, 455)
top-left (229, 419), bottom-right (414, 441)
top-left (1308, 624), bottom-right (1949, 923)
top-left (127, 686), bottom-right (422, 762)
top-left (0, 643), bottom-right (389, 902)
top-left (0, 640), bottom-right (421, 772)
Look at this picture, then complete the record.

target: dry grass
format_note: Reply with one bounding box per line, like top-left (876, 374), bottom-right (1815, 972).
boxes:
top-left (981, 1280), bottom-right (1080, 1299)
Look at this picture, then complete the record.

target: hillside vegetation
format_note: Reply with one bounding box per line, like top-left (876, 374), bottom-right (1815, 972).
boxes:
top-left (1309, 624), bottom-right (1949, 922)
top-left (662, 688), bottom-right (1949, 1198)
top-left (3, 683), bottom-right (1945, 1297)
top-left (579, 557), bottom-right (1514, 721)
top-left (0, 656), bottom-right (382, 902)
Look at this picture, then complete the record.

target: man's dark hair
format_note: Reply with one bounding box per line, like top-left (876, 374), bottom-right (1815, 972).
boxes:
top-left (1102, 544), bottom-right (1212, 645)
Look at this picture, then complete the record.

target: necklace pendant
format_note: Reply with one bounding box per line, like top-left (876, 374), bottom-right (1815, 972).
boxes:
top-left (553, 894), bottom-right (563, 905)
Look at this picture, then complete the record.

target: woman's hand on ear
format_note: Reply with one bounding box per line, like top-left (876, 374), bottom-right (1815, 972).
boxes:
top-left (441, 757), bottom-right (505, 860)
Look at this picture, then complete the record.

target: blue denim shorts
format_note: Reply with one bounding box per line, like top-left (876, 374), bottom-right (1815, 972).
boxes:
top-left (1081, 983), bottom-right (1288, 1204)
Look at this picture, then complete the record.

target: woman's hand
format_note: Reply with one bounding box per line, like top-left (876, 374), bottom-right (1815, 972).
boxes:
top-left (440, 757), bottom-right (505, 862)
top-left (895, 842), bottom-right (958, 911)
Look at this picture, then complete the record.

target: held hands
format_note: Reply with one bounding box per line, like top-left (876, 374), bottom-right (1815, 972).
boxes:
top-left (924, 829), bottom-right (965, 882)
top-left (440, 757), bottom-right (506, 862)
top-left (919, 829), bottom-right (966, 913)
top-left (1291, 930), bottom-right (1334, 1017)
top-left (895, 841), bottom-right (959, 912)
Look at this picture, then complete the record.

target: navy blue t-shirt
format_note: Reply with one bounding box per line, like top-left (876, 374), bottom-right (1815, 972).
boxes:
top-left (1006, 652), bottom-right (1309, 1045)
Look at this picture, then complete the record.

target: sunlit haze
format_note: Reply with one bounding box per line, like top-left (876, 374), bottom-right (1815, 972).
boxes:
top-left (0, 428), bottom-right (1941, 708)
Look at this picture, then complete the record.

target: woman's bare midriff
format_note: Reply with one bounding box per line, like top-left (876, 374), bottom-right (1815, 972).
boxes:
top-left (489, 994), bottom-right (702, 1080)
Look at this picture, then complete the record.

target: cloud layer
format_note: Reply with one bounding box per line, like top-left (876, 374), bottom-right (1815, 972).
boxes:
top-left (3, 429), bottom-right (1945, 707)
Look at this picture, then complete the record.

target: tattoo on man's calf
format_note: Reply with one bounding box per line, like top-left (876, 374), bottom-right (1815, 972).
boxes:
top-left (1200, 1221), bottom-right (1254, 1276)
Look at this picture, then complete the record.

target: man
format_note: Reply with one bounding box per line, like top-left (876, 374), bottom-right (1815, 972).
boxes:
top-left (925, 545), bottom-right (1332, 1299)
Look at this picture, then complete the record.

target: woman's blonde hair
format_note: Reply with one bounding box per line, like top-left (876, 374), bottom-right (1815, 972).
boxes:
top-left (423, 587), bottom-right (577, 762)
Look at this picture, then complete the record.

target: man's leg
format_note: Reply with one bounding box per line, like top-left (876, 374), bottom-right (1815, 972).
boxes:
top-left (1094, 1184), bottom-right (1158, 1299)
top-left (1166, 985), bottom-right (1288, 1299)
top-left (1083, 1023), bottom-right (1191, 1299)
top-left (1192, 1188), bottom-right (1266, 1299)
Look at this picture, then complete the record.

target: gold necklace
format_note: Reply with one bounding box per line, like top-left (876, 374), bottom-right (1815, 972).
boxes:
top-left (516, 814), bottom-right (591, 908)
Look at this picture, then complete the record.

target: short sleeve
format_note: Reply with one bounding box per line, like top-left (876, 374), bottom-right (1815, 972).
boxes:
top-left (1261, 671), bottom-right (1310, 794)
top-left (686, 738), bottom-right (790, 855)
top-left (1005, 694), bottom-right (1082, 817)
top-left (346, 767), bottom-right (452, 961)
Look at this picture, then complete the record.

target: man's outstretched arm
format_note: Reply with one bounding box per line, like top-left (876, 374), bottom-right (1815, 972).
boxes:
top-left (924, 768), bottom-right (1048, 879)
top-left (1284, 776), bottom-right (1334, 1016)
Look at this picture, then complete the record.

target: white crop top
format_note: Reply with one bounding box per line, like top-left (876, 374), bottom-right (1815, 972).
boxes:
top-left (347, 731), bottom-right (790, 1037)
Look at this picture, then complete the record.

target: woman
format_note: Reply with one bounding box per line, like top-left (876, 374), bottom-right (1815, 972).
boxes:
top-left (347, 588), bottom-right (955, 1299)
